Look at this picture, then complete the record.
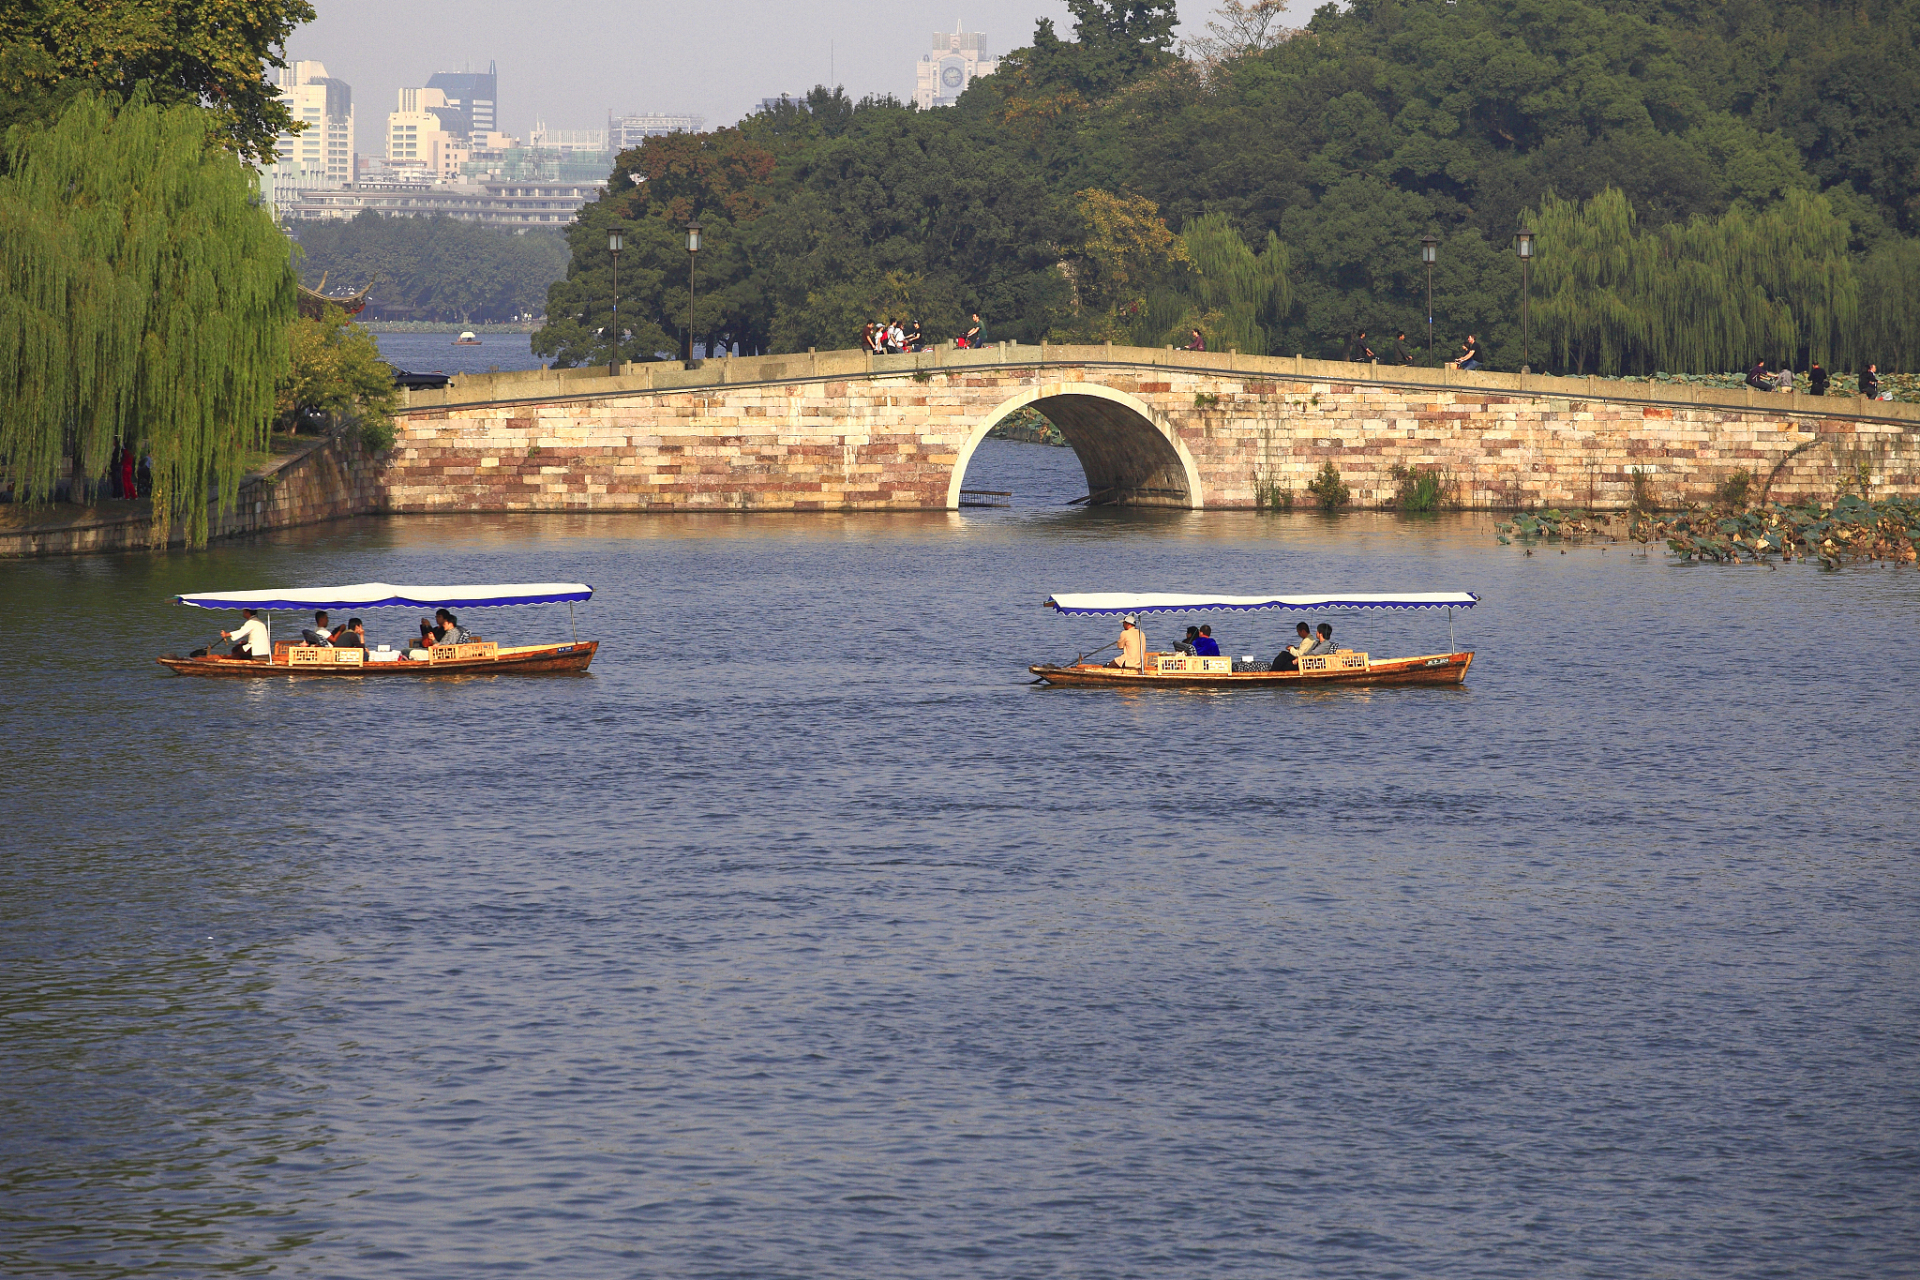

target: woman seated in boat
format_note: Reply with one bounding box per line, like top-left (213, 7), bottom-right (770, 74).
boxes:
top-left (1174, 625), bottom-right (1201, 655)
top-left (434, 609), bottom-right (471, 645)
top-left (1310, 623), bottom-right (1335, 653)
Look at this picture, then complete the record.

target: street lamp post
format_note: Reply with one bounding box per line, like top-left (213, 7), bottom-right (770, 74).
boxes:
top-left (607, 228), bottom-right (624, 376)
top-left (1515, 227), bottom-right (1534, 374)
top-left (686, 222), bottom-right (702, 365)
top-left (1420, 234), bottom-right (1438, 365)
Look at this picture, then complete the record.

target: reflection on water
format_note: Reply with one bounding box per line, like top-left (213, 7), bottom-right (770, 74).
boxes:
top-left (2, 478), bottom-right (1917, 1278)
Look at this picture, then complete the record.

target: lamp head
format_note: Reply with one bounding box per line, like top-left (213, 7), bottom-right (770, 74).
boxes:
top-left (608, 229), bottom-right (624, 254)
top-left (1420, 234), bottom-right (1438, 265)
top-left (687, 222), bottom-right (702, 254)
top-left (1516, 228), bottom-right (1534, 259)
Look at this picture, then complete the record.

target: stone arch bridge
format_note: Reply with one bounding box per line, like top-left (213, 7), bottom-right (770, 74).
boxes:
top-left (387, 344), bottom-right (1919, 512)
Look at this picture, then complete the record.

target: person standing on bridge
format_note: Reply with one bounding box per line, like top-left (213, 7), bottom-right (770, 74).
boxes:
top-left (1186, 328), bottom-right (1206, 351)
top-left (962, 313), bottom-right (982, 349)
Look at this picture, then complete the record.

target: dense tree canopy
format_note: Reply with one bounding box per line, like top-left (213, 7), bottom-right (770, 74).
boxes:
top-left (0, 93), bottom-right (295, 543)
top-left (540, 0), bottom-right (1920, 374)
top-left (0, 0), bottom-right (314, 165)
top-left (294, 214), bottom-right (569, 323)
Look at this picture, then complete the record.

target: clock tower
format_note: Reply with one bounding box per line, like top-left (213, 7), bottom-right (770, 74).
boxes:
top-left (915, 24), bottom-right (998, 110)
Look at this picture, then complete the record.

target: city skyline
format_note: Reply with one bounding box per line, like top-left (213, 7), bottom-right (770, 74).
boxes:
top-left (280, 0), bottom-right (1303, 139)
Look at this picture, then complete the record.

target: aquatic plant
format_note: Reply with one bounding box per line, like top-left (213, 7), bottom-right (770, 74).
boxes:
top-left (1391, 464), bottom-right (1452, 512)
top-left (1497, 498), bottom-right (1920, 569)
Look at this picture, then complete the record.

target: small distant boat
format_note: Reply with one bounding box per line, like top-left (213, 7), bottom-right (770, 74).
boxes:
top-left (1028, 591), bottom-right (1478, 688)
top-left (158, 582), bottom-right (598, 678)
top-left (453, 331), bottom-right (482, 345)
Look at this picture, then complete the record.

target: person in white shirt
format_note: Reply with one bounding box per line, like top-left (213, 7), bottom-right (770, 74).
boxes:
top-left (1274, 621), bottom-right (1314, 671)
top-left (301, 610), bottom-right (336, 646)
top-left (1107, 614), bottom-right (1146, 670)
top-left (221, 609), bottom-right (271, 660)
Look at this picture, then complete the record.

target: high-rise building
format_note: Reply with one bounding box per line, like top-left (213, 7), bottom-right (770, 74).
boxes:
top-left (263, 60), bottom-right (353, 215)
top-left (607, 113), bottom-right (704, 151)
top-left (915, 25), bottom-right (997, 110)
top-left (387, 86), bottom-right (473, 177)
top-left (426, 63), bottom-right (498, 137)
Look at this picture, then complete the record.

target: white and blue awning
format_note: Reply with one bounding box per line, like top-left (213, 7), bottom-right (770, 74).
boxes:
top-left (175, 582), bottom-right (593, 610)
top-left (1045, 591), bottom-right (1477, 615)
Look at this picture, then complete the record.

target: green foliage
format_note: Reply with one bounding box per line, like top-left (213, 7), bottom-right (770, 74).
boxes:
top-left (535, 0), bottom-right (1920, 370)
top-left (1391, 464), bottom-right (1451, 512)
top-left (276, 304), bottom-right (399, 451)
top-left (1635, 496), bottom-right (1920, 569)
top-left (0, 92), bottom-right (294, 544)
top-left (1254, 478), bottom-right (1292, 511)
top-left (1180, 211), bottom-right (1290, 355)
top-left (1715, 468), bottom-right (1753, 509)
top-left (294, 214), bottom-right (568, 324)
top-left (1528, 187), bottom-right (1861, 373)
top-left (1307, 460), bottom-right (1349, 510)
top-left (0, 0), bottom-right (315, 165)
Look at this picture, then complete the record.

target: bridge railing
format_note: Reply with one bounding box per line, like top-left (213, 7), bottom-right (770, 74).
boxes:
top-left (399, 343), bottom-right (1920, 430)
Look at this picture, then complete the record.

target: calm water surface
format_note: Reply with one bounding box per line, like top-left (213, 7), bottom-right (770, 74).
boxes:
top-left (371, 331), bottom-right (537, 377)
top-left (3, 440), bottom-right (1917, 1278)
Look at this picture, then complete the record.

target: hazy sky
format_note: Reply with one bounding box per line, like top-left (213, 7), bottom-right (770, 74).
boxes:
top-left (288, 0), bottom-right (1315, 141)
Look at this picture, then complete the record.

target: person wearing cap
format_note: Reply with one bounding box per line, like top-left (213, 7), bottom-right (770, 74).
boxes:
top-left (1108, 614), bottom-right (1146, 671)
top-left (221, 608), bottom-right (271, 660)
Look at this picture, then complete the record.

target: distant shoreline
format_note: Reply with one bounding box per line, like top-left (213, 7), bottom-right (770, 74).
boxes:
top-left (358, 321), bottom-right (544, 334)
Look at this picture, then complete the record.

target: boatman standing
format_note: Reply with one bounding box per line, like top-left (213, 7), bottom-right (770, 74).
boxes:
top-left (1108, 614), bottom-right (1146, 671)
top-left (222, 608), bottom-right (271, 661)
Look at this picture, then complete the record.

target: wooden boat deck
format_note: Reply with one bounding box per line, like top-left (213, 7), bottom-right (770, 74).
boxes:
top-left (157, 640), bottom-right (597, 677)
top-left (1030, 650), bottom-right (1472, 688)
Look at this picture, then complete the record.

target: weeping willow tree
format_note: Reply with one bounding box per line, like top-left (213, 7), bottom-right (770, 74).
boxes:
top-left (1857, 238), bottom-right (1920, 371)
top-left (1179, 212), bottom-right (1291, 355)
top-left (1528, 187), bottom-right (1859, 375)
top-left (0, 91), bottom-right (295, 544)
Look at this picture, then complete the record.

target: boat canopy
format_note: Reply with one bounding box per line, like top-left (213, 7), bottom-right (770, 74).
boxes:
top-left (1045, 591), bottom-right (1477, 615)
top-left (175, 582), bottom-right (593, 611)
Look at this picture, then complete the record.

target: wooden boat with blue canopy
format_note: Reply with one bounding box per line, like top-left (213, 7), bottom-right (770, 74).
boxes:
top-left (1028, 591), bottom-right (1477, 688)
top-left (157, 582), bottom-right (598, 677)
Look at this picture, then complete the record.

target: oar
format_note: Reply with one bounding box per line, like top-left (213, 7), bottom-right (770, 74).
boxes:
top-left (1030, 640), bottom-right (1116, 682)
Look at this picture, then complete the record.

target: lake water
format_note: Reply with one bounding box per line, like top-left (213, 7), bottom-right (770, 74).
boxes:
top-left (371, 331), bottom-right (538, 377)
top-left (4, 439), bottom-right (1917, 1278)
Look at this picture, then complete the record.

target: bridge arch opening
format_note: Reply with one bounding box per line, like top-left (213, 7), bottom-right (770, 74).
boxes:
top-left (947, 383), bottom-right (1202, 509)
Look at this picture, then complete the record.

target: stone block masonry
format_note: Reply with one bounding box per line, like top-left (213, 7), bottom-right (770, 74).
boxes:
top-left (0, 435), bottom-right (380, 558)
top-left (386, 347), bottom-right (1920, 513)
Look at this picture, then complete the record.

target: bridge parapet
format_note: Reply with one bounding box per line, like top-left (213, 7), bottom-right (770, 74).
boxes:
top-left (405, 344), bottom-right (1918, 430)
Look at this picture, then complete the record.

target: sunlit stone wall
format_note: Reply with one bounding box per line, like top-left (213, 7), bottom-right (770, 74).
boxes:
top-left (383, 348), bottom-right (1920, 512)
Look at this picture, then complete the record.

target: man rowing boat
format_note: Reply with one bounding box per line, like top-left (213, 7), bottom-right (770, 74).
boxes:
top-left (1108, 614), bottom-right (1146, 671)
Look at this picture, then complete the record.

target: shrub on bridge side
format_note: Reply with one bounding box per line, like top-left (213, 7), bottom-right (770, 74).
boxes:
top-left (1308, 461), bottom-right (1350, 511)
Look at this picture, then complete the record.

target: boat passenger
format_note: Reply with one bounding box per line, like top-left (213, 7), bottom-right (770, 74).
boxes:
top-left (221, 608), bottom-right (271, 661)
top-left (1273, 621), bottom-right (1313, 671)
top-left (1311, 622), bottom-right (1335, 653)
top-left (1193, 625), bottom-right (1221, 657)
top-left (302, 610), bottom-right (337, 646)
top-left (1108, 614), bottom-right (1146, 671)
top-left (434, 609), bottom-right (470, 644)
top-left (1174, 625), bottom-right (1201, 655)
top-left (334, 618), bottom-right (367, 648)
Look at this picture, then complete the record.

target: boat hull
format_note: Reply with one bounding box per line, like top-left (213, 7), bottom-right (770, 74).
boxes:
top-left (157, 641), bottom-right (597, 677)
top-left (1029, 651), bottom-right (1472, 688)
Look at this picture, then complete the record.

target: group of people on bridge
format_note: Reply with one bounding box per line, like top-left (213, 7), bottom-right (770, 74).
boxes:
top-left (863, 313), bottom-right (984, 355)
top-left (1105, 614), bottom-right (1341, 673)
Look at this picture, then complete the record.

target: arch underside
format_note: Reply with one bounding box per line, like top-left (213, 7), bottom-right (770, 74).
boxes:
top-left (1030, 394), bottom-right (1192, 507)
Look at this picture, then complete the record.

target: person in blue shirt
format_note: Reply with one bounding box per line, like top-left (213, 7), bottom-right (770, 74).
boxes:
top-left (1193, 624), bottom-right (1221, 657)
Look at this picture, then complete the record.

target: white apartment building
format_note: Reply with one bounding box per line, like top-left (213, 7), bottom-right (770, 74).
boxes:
top-left (915, 26), bottom-right (997, 110)
top-left (263, 61), bottom-right (353, 216)
top-left (607, 113), bottom-right (704, 151)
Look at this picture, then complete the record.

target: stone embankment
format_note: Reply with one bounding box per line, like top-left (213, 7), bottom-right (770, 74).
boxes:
top-left (0, 435), bottom-right (378, 558)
